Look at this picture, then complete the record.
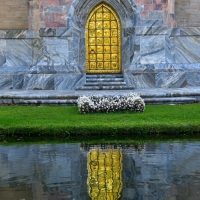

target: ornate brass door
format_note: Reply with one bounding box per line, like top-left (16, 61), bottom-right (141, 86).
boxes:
top-left (86, 3), bottom-right (121, 74)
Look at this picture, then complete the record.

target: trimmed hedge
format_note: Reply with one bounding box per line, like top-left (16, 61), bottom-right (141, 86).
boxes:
top-left (77, 93), bottom-right (145, 114)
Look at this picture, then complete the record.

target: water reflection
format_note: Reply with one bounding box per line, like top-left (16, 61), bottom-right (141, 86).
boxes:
top-left (88, 149), bottom-right (123, 200)
top-left (0, 142), bottom-right (200, 199)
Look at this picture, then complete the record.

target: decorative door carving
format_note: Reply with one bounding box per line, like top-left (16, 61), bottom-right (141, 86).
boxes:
top-left (86, 3), bottom-right (121, 74)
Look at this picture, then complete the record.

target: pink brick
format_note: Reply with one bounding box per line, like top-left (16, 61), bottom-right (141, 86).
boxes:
top-left (172, 21), bottom-right (177, 28)
top-left (162, 4), bottom-right (168, 10)
top-left (39, 2), bottom-right (43, 12)
top-left (59, 0), bottom-right (73, 6)
top-left (54, 12), bottom-right (67, 24)
top-left (144, 4), bottom-right (163, 10)
top-left (45, 13), bottom-right (67, 28)
top-left (46, 21), bottom-right (66, 27)
top-left (135, 0), bottom-right (153, 5)
top-left (140, 10), bottom-right (149, 20)
top-left (42, 13), bottom-right (55, 22)
top-left (41, 0), bottom-right (59, 6)
top-left (33, 9), bottom-right (40, 17)
top-left (168, 21), bottom-right (177, 28)
top-left (153, 0), bottom-right (168, 4)
top-left (168, 0), bottom-right (175, 14)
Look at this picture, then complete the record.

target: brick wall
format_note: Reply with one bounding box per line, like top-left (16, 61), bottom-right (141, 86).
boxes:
top-left (0, 0), bottom-right (29, 30)
top-left (1, 0), bottom-right (200, 30)
top-left (29, 0), bottom-right (176, 29)
top-left (29, 0), bottom-right (170, 30)
top-left (29, 0), bottom-right (73, 30)
top-left (136, 0), bottom-right (168, 20)
top-left (175, 0), bottom-right (200, 27)
top-left (136, 0), bottom-right (177, 28)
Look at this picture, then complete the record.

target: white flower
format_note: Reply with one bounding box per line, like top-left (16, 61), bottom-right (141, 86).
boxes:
top-left (77, 93), bottom-right (145, 114)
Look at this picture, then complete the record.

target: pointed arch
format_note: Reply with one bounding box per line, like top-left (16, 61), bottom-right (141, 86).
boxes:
top-left (85, 3), bottom-right (122, 74)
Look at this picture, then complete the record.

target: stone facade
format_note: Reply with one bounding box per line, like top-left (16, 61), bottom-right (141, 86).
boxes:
top-left (29, 0), bottom-right (175, 30)
top-left (175, 0), bottom-right (200, 27)
top-left (0, 0), bottom-right (29, 30)
top-left (0, 0), bottom-right (200, 90)
top-left (29, 0), bottom-right (73, 30)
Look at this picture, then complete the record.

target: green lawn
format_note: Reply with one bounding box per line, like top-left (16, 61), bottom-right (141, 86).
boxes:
top-left (0, 104), bottom-right (200, 141)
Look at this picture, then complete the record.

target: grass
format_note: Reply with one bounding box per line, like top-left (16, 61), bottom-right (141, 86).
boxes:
top-left (0, 104), bottom-right (200, 142)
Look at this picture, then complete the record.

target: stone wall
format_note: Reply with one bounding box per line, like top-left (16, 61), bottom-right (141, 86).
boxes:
top-left (135, 0), bottom-right (176, 27)
top-left (175, 0), bottom-right (200, 27)
top-left (0, 0), bottom-right (29, 30)
top-left (135, 0), bottom-right (168, 21)
top-left (29, 0), bottom-right (173, 29)
top-left (0, 0), bottom-right (200, 90)
top-left (2, 0), bottom-right (200, 30)
top-left (29, 0), bottom-right (73, 30)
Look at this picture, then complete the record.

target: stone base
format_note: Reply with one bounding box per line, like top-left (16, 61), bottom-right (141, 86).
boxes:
top-left (0, 27), bottom-right (200, 91)
top-left (0, 87), bottom-right (199, 106)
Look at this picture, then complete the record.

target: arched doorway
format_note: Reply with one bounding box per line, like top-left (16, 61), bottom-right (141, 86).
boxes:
top-left (86, 3), bottom-right (122, 74)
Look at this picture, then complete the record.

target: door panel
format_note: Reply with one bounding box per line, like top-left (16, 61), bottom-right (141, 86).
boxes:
top-left (86, 3), bottom-right (121, 74)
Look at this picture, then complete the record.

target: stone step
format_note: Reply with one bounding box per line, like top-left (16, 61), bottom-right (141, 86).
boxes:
top-left (86, 74), bottom-right (123, 78)
top-left (0, 99), bottom-right (78, 106)
top-left (77, 73), bottom-right (130, 90)
top-left (0, 94), bottom-right (197, 106)
top-left (84, 81), bottom-right (126, 86)
top-left (86, 78), bottom-right (124, 82)
top-left (76, 86), bottom-right (134, 90)
top-left (144, 97), bottom-right (196, 105)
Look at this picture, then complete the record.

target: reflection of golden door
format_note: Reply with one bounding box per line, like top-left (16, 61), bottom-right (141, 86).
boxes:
top-left (86, 3), bottom-right (121, 74)
top-left (87, 149), bottom-right (123, 200)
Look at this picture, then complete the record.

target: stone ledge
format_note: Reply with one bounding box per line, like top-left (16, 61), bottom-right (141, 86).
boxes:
top-left (170, 27), bottom-right (200, 36)
top-left (144, 97), bottom-right (196, 105)
top-left (1, 27), bottom-right (200, 39)
top-left (0, 87), bottom-right (200, 105)
top-left (0, 30), bottom-right (39, 39)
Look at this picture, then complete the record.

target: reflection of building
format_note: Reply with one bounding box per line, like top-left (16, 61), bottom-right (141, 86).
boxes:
top-left (87, 149), bottom-right (123, 200)
top-left (0, 144), bottom-right (89, 200)
top-left (1, 143), bottom-right (200, 199)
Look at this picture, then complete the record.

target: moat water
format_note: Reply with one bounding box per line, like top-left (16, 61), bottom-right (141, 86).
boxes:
top-left (0, 141), bottom-right (200, 200)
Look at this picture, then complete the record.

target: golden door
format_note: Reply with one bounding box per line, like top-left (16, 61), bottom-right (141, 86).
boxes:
top-left (86, 3), bottom-right (121, 74)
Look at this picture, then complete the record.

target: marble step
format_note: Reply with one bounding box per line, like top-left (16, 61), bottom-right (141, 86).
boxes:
top-left (86, 74), bottom-right (123, 78)
top-left (76, 85), bottom-right (134, 90)
top-left (1, 97), bottom-right (195, 105)
top-left (0, 99), bottom-right (78, 106)
top-left (144, 97), bottom-right (196, 105)
top-left (76, 73), bottom-right (130, 90)
top-left (86, 78), bottom-right (124, 82)
top-left (0, 94), bottom-right (197, 106)
top-left (84, 81), bottom-right (126, 86)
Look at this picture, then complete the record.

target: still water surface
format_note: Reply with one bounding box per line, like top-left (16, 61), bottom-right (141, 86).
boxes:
top-left (0, 142), bottom-right (200, 200)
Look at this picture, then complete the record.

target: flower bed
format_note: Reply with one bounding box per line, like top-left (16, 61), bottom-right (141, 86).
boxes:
top-left (77, 93), bottom-right (145, 114)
